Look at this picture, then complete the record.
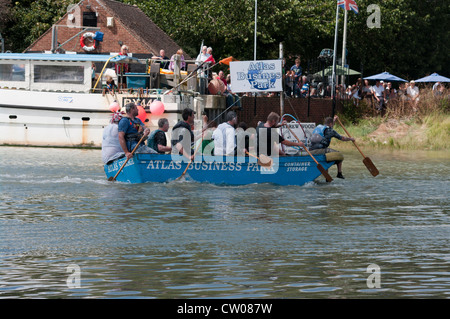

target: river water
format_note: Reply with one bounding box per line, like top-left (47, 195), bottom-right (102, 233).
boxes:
top-left (0, 146), bottom-right (449, 299)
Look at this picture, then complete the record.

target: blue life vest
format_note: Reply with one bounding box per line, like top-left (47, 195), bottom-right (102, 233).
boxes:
top-left (147, 129), bottom-right (162, 152)
top-left (310, 125), bottom-right (329, 144)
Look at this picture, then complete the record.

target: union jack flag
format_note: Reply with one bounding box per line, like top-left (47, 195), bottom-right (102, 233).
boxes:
top-left (337, 0), bottom-right (359, 14)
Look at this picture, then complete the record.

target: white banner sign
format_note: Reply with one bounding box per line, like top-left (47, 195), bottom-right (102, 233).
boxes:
top-left (230, 60), bottom-right (283, 93)
top-left (279, 122), bottom-right (316, 154)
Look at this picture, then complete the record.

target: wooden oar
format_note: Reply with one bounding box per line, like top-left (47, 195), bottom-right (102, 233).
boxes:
top-left (335, 117), bottom-right (379, 177)
top-left (245, 151), bottom-right (273, 167)
top-left (108, 134), bottom-right (146, 182)
top-left (176, 139), bottom-right (204, 181)
top-left (285, 125), bottom-right (333, 183)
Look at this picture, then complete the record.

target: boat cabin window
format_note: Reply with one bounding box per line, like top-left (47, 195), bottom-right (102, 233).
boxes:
top-left (0, 63), bottom-right (26, 82)
top-left (33, 65), bottom-right (84, 84)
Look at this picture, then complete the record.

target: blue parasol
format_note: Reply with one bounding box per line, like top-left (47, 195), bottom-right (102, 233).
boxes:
top-left (363, 71), bottom-right (407, 82)
top-left (414, 73), bottom-right (450, 83)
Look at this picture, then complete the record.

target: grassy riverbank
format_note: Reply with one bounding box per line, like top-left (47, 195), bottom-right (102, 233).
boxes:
top-left (334, 92), bottom-right (450, 151)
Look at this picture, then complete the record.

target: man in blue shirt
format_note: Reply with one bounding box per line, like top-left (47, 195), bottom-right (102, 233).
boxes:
top-left (118, 102), bottom-right (155, 159)
top-left (290, 58), bottom-right (302, 97)
top-left (300, 76), bottom-right (310, 97)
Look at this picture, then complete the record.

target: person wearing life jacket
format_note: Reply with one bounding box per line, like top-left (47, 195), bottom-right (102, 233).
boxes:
top-left (118, 102), bottom-right (156, 160)
top-left (171, 108), bottom-right (196, 161)
top-left (147, 118), bottom-right (172, 154)
top-left (309, 116), bottom-right (355, 179)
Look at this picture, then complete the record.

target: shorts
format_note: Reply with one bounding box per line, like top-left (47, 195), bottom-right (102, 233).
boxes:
top-left (309, 148), bottom-right (343, 164)
top-left (309, 148), bottom-right (338, 155)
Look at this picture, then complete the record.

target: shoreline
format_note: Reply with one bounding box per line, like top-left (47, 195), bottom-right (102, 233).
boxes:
top-left (334, 112), bottom-right (450, 152)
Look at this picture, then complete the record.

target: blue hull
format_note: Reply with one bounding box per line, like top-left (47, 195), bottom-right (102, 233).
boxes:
top-left (104, 154), bottom-right (335, 186)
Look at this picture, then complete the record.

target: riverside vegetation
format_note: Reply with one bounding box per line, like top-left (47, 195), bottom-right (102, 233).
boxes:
top-left (335, 88), bottom-right (450, 151)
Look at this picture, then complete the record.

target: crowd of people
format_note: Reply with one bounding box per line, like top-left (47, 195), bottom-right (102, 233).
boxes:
top-left (106, 47), bottom-right (447, 109)
top-left (341, 78), bottom-right (447, 113)
top-left (343, 78), bottom-right (421, 111)
top-left (281, 56), bottom-right (449, 112)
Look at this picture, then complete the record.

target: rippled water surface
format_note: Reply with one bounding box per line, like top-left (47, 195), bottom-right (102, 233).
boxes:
top-left (0, 147), bottom-right (449, 299)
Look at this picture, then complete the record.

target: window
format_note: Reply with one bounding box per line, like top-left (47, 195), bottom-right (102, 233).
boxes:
top-left (34, 65), bottom-right (84, 84)
top-left (83, 12), bottom-right (97, 27)
top-left (0, 63), bottom-right (25, 81)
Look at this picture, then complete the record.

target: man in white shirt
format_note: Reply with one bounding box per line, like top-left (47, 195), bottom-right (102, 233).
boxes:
top-left (407, 80), bottom-right (420, 110)
top-left (212, 111), bottom-right (238, 156)
top-left (196, 46), bottom-right (210, 94)
top-left (371, 80), bottom-right (386, 111)
top-left (102, 111), bottom-right (125, 164)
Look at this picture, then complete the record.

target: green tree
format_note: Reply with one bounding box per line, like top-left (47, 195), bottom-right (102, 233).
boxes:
top-left (3, 0), bottom-right (77, 52)
top-left (125, 0), bottom-right (337, 62)
top-left (2, 0), bottom-right (448, 80)
top-left (346, 0), bottom-right (450, 79)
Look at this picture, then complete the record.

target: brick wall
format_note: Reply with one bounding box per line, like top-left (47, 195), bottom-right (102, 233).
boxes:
top-left (236, 96), bottom-right (343, 127)
top-left (27, 1), bottom-right (150, 54)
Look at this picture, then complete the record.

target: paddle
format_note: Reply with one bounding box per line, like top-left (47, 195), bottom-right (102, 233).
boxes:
top-left (176, 139), bottom-right (204, 181)
top-left (108, 134), bottom-right (146, 182)
top-left (285, 125), bottom-right (333, 183)
top-left (245, 151), bottom-right (273, 167)
top-left (335, 117), bottom-right (379, 177)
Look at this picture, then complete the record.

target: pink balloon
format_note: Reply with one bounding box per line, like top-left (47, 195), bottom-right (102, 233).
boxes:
top-left (137, 105), bottom-right (147, 122)
top-left (109, 101), bottom-right (120, 112)
top-left (150, 100), bottom-right (165, 116)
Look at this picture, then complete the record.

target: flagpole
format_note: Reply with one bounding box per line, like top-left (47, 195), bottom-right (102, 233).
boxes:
top-left (331, 2), bottom-right (340, 115)
top-left (254, 0), bottom-right (257, 61)
top-left (341, 9), bottom-right (348, 86)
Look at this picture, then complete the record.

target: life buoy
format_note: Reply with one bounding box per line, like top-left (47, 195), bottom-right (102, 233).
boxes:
top-left (80, 32), bottom-right (96, 52)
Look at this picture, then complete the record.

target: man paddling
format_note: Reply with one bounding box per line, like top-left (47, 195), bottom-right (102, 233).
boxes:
top-left (256, 112), bottom-right (306, 157)
top-left (212, 111), bottom-right (238, 156)
top-left (171, 107), bottom-right (196, 161)
top-left (118, 102), bottom-right (156, 160)
top-left (309, 115), bottom-right (355, 179)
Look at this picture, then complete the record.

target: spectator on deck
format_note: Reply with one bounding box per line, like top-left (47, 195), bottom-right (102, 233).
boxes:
top-left (115, 45), bottom-right (130, 89)
top-left (169, 49), bottom-right (186, 71)
top-left (152, 49), bottom-right (170, 69)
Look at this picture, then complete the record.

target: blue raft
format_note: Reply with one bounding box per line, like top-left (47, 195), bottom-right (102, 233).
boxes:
top-left (104, 154), bottom-right (335, 186)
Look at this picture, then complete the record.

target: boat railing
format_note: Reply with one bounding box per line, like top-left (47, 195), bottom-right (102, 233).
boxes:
top-left (93, 55), bottom-right (208, 95)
